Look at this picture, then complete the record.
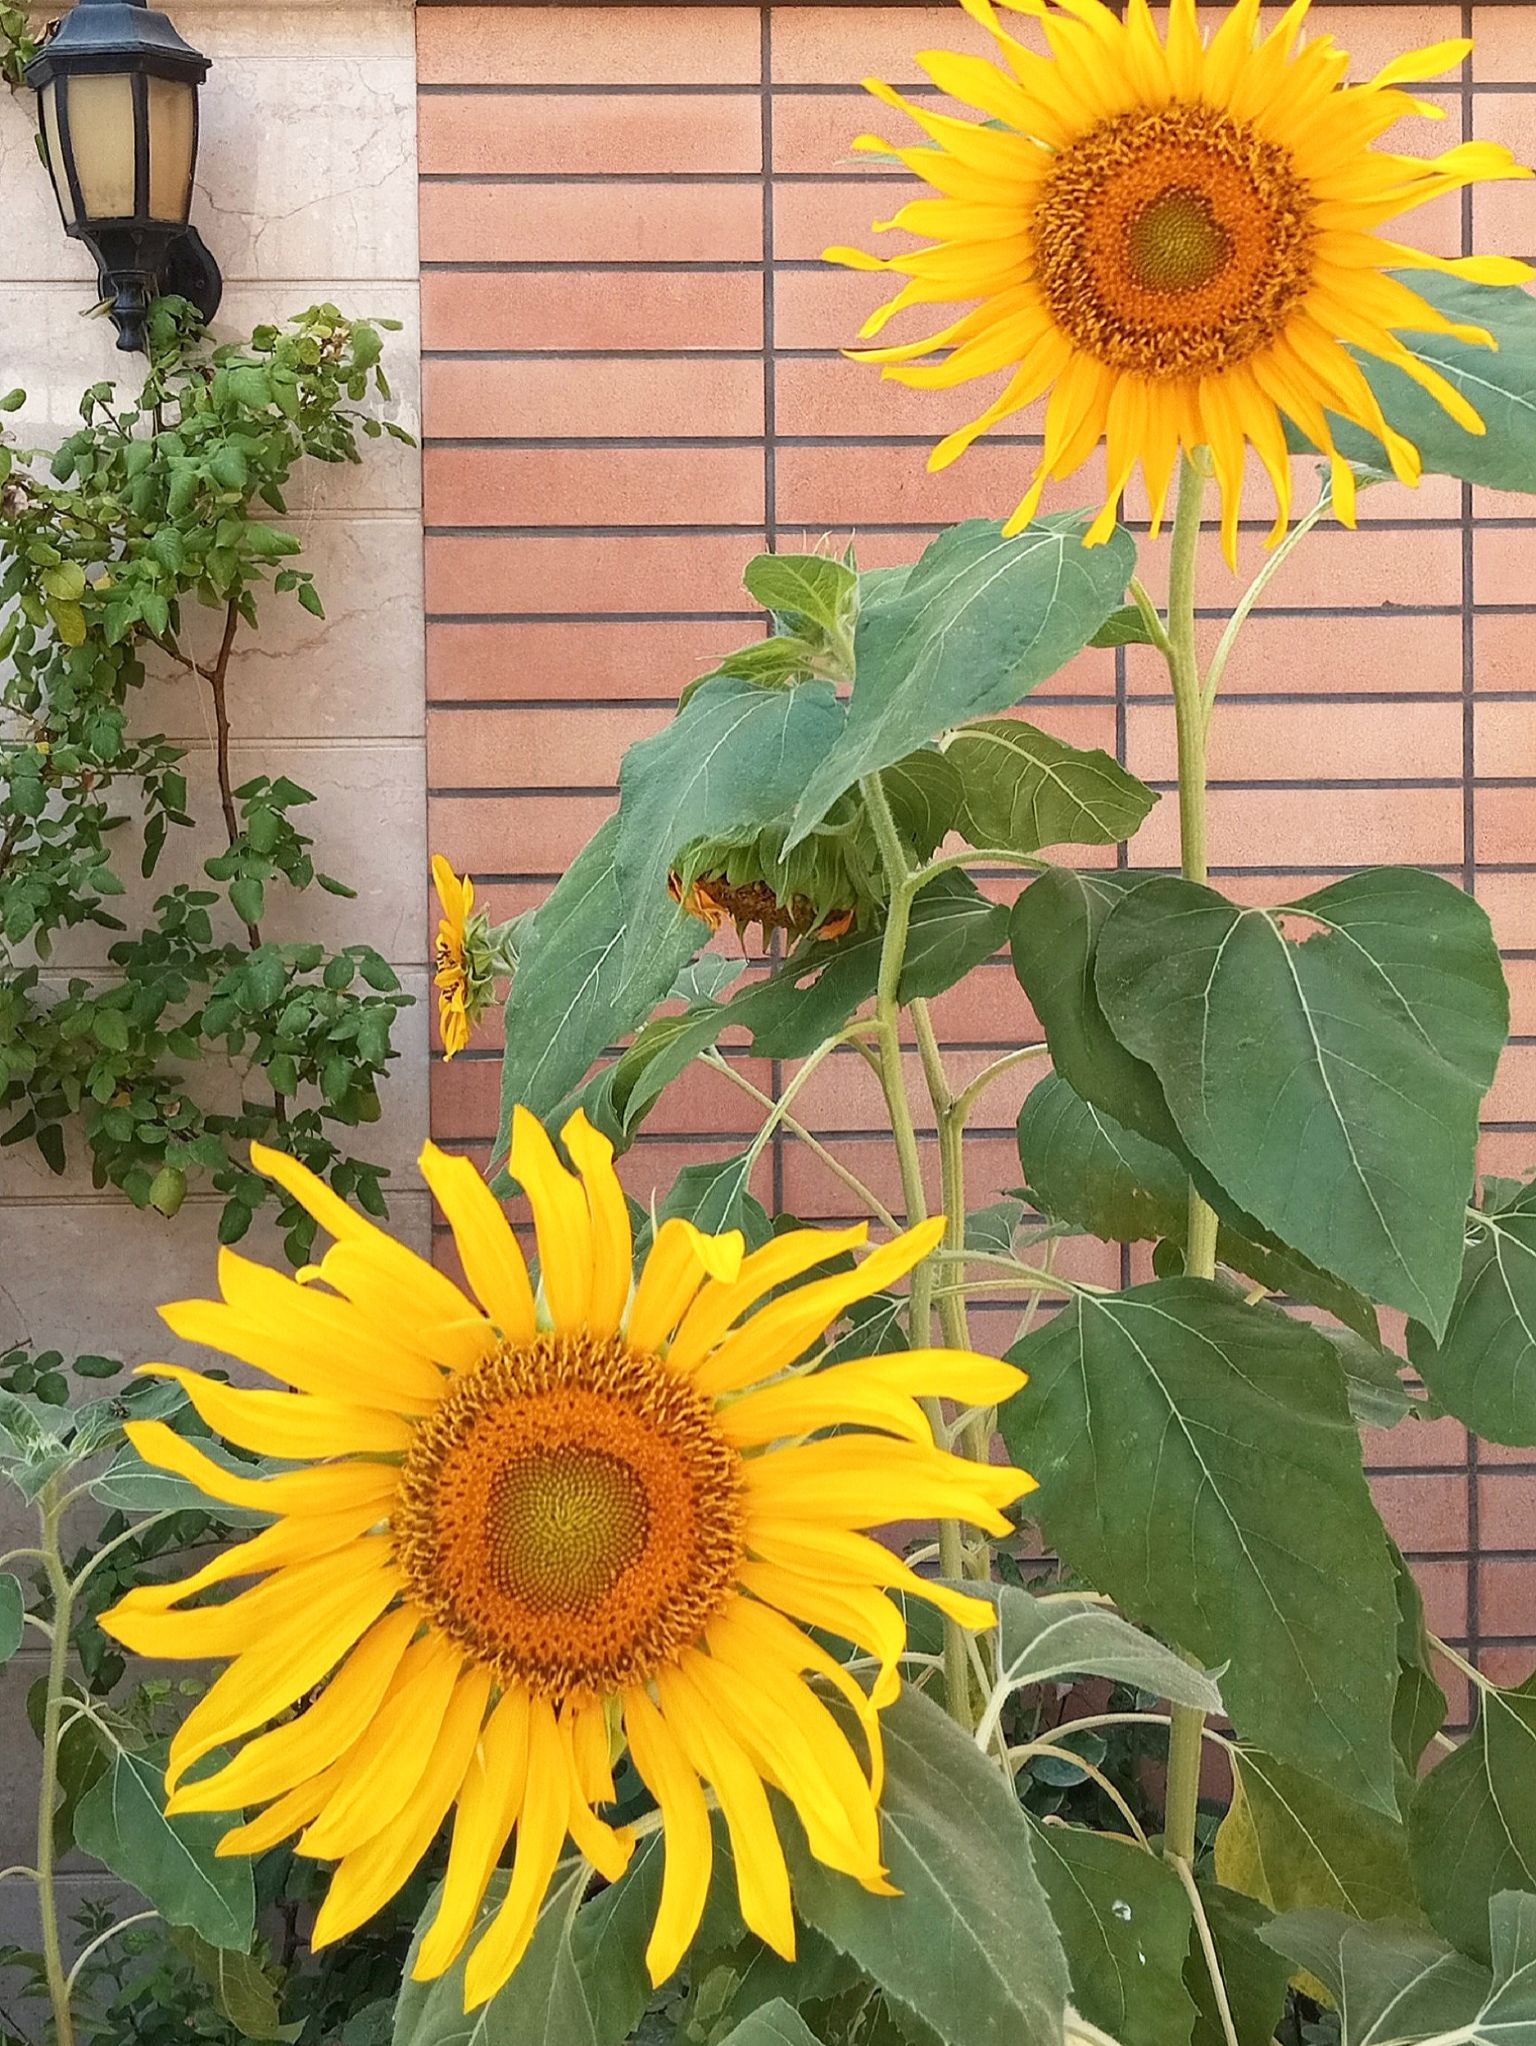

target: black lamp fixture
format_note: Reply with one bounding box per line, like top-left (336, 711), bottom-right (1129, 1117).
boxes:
top-left (25, 0), bottom-right (221, 354)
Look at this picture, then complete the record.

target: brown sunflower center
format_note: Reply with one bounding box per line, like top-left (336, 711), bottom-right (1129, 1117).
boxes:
top-left (393, 1330), bottom-right (745, 1697)
top-left (1031, 101), bottom-right (1315, 379)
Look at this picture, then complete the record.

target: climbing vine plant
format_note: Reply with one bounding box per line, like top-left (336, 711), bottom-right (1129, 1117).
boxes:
top-left (0, 301), bottom-right (415, 1258)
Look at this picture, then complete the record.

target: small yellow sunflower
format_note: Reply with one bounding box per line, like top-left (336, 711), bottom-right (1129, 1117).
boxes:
top-left (102, 1111), bottom-right (1030, 2006)
top-left (432, 854), bottom-right (480, 1060)
top-left (827, 0), bottom-right (1533, 561)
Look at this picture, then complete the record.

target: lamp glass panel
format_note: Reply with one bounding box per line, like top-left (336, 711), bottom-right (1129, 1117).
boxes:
top-left (39, 80), bottom-right (76, 226)
top-left (147, 77), bottom-right (197, 224)
top-left (61, 73), bottom-right (138, 220)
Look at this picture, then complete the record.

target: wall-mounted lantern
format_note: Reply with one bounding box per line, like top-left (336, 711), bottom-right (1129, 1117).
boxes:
top-left (25, 0), bottom-right (221, 354)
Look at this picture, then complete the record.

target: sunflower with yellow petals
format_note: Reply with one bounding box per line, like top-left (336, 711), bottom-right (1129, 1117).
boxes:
top-left (101, 1111), bottom-right (1030, 2007)
top-left (827, 0), bottom-right (1533, 562)
top-left (432, 854), bottom-right (506, 1062)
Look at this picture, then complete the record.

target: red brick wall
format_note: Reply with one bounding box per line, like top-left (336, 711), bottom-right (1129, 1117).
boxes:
top-left (416, 3), bottom-right (1536, 1709)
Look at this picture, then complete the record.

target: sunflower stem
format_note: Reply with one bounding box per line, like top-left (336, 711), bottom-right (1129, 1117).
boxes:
top-left (858, 773), bottom-right (974, 1727)
top-left (1163, 451), bottom-right (1214, 1870)
top-left (36, 1476), bottom-right (77, 2046)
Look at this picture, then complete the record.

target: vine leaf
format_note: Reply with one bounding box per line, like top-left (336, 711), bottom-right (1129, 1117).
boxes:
top-left (1408, 1175), bottom-right (1536, 1446)
top-left (1028, 1823), bottom-right (1197, 2046)
top-left (1001, 1279), bottom-right (1399, 1812)
top-left (786, 517), bottom-right (1134, 848)
top-left (392, 1845), bottom-right (661, 2046)
top-left (1092, 868), bottom-right (1507, 1335)
top-left (1409, 1673), bottom-right (1536, 1965)
top-left (784, 1684), bottom-right (1069, 2046)
top-left (75, 1742), bottom-right (255, 1951)
top-left (1262, 1891), bottom-right (1536, 2045)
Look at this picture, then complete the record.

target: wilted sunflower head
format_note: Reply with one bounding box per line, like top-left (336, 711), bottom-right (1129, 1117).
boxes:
top-left (431, 854), bottom-right (496, 1060)
top-left (827, 0), bottom-right (1533, 562)
top-left (668, 824), bottom-right (871, 949)
top-left (102, 1113), bottom-right (1031, 2006)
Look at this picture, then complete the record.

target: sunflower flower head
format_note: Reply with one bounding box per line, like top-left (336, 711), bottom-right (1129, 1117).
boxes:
top-left (826, 0), bottom-right (1534, 562)
top-left (103, 1113), bottom-right (1032, 2007)
top-left (432, 854), bottom-right (498, 1060)
top-left (668, 823), bottom-right (868, 949)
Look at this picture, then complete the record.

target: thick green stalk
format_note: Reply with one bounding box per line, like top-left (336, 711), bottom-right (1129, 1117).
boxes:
top-left (859, 775), bottom-right (973, 1723)
top-left (36, 1479), bottom-right (76, 2046)
top-left (1163, 452), bottom-right (1214, 1868)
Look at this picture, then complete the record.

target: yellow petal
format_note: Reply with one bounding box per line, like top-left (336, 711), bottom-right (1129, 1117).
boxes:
top-left (168, 1607), bottom-right (418, 1815)
top-left (138, 1366), bottom-right (414, 1461)
top-left (300, 1633), bottom-right (465, 1860)
top-left (315, 1240), bottom-right (494, 1375)
top-left (692, 1219), bottom-right (946, 1398)
top-left (746, 1518), bottom-right (1000, 1633)
top-left (666, 1224), bottom-right (869, 1378)
top-left (654, 1664), bottom-right (795, 1962)
top-left (418, 1141), bottom-right (537, 1346)
top-left (623, 1686), bottom-right (713, 1987)
top-left (559, 1701), bottom-right (633, 1883)
top-left (745, 1436), bottom-right (1032, 1534)
top-left (414, 1688), bottom-right (532, 1981)
top-left (462, 1699), bottom-right (568, 2008)
top-left (219, 1767), bottom-right (343, 1858)
top-left (627, 1218), bottom-right (745, 1355)
top-left (719, 1348), bottom-right (1024, 1449)
top-left (164, 1550), bottom-right (402, 1791)
top-left (683, 1647), bottom-right (889, 1887)
top-left (312, 1665), bottom-right (491, 1950)
top-left (102, 1540), bottom-right (389, 1661)
top-left (741, 1563), bottom-right (906, 1708)
top-left (116, 1420), bottom-right (399, 1520)
top-left (508, 1105), bottom-right (593, 1327)
top-left (561, 1111), bottom-right (634, 1336)
top-left (109, 1498), bottom-right (386, 1617)
top-left (166, 1269), bottom-right (444, 1410)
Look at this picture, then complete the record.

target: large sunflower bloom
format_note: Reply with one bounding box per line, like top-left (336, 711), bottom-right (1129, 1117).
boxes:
top-left (827, 0), bottom-right (1533, 561)
top-left (102, 1112), bottom-right (1030, 2006)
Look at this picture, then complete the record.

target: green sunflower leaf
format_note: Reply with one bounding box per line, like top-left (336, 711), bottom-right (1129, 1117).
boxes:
top-left (785, 1684), bottom-right (1069, 2046)
top-left (1409, 1674), bottom-right (1536, 1966)
top-left (786, 517), bottom-right (1134, 849)
top-left (1015, 1071), bottom-right (1381, 1341)
top-left (1092, 868), bottom-right (1508, 1335)
top-left (1407, 1174), bottom-right (1536, 1445)
top-left (1001, 1278), bottom-right (1400, 1811)
top-left (1287, 272), bottom-right (1536, 496)
top-left (1214, 1747), bottom-right (1421, 1925)
top-left (393, 1845), bottom-right (662, 2046)
top-left (1029, 1825), bottom-right (1197, 2046)
top-left (1261, 1892), bottom-right (1536, 2045)
top-left (945, 718), bottom-right (1158, 855)
top-left (75, 1742), bottom-right (255, 1951)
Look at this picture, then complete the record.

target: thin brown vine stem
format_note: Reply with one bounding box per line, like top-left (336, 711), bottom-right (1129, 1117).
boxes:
top-left (196, 595), bottom-right (291, 1123)
top-left (204, 598), bottom-right (256, 942)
